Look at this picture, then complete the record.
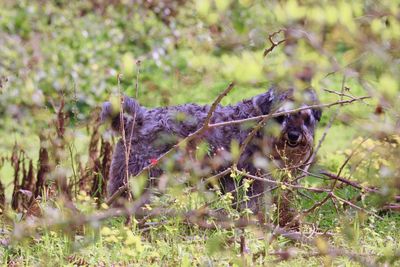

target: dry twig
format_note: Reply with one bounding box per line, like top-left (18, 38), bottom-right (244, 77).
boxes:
top-left (303, 141), bottom-right (362, 214)
top-left (263, 29), bottom-right (286, 57)
top-left (208, 96), bottom-right (370, 129)
top-left (106, 82), bottom-right (235, 205)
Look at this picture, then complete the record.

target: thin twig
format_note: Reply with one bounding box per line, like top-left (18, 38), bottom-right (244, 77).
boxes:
top-left (263, 29), bottom-right (286, 57)
top-left (312, 77), bottom-right (347, 158)
top-left (126, 61), bottom-right (141, 196)
top-left (106, 82), bottom-right (235, 205)
top-left (117, 75), bottom-right (132, 201)
top-left (14, 194), bottom-right (379, 267)
top-left (323, 88), bottom-right (355, 100)
top-left (304, 138), bottom-right (366, 214)
top-left (320, 171), bottom-right (370, 192)
top-left (208, 96), bottom-right (370, 129)
top-left (107, 92), bottom-right (370, 206)
top-left (234, 169), bottom-right (330, 193)
top-left (320, 170), bottom-right (400, 202)
top-left (332, 192), bottom-right (383, 219)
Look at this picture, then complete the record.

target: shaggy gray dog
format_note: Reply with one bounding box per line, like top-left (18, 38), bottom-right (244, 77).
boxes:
top-left (101, 88), bottom-right (321, 211)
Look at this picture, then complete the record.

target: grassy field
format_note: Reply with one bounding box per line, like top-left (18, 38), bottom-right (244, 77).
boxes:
top-left (0, 0), bottom-right (399, 266)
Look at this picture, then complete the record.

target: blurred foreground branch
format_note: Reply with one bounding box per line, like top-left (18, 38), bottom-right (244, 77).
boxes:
top-left (107, 91), bottom-right (370, 205)
top-left (106, 82), bottom-right (236, 205)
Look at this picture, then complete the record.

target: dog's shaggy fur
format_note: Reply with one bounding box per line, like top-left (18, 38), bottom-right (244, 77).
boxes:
top-left (101, 88), bottom-right (321, 211)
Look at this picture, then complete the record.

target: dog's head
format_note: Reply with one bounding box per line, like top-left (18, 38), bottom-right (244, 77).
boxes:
top-left (268, 89), bottom-right (322, 168)
top-left (101, 96), bottom-right (145, 134)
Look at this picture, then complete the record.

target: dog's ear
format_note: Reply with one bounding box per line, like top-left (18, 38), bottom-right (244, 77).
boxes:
top-left (252, 88), bottom-right (275, 114)
top-left (312, 108), bottom-right (322, 122)
top-left (100, 101), bottom-right (113, 123)
top-left (303, 89), bottom-right (322, 121)
top-left (101, 95), bottom-right (144, 133)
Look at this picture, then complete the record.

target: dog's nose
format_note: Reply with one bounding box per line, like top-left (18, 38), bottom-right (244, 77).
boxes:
top-left (287, 131), bottom-right (301, 142)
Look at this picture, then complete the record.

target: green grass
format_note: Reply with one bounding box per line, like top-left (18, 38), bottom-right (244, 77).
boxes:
top-left (0, 0), bottom-right (399, 266)
top-left (1, 195), bottom-right (399, 266)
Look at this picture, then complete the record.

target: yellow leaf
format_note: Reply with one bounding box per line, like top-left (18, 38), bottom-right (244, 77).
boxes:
top-left (379, 74), bottom-right (398, 99)
top-left (121, 52), bottom-right (135, 77)
top-left (125, 232), bottom-right (141, 246)
top-left (230, 139), bottom-right (240, 162)
top-left (285, 0), bottom-right (305, 20)
top-left (100, 226), bottom-right (112, 236)
top-left (181, 254), bottom-right (191, 267)
top-left (206, 12), bottom-right (219, 24)
top-left (239, 0), bottom-right (253, 7)
top-left (315, 237), bottom-right (329, 254)
top-left (110, 95), bottom-right (122, 116)
top-left (104, 235), bottom-right (119, 243)
top-left (324, 5), bottom-right (338, 26)
top-left (121, 247), bottom-right (136, 257)
top-left (196, 0), bottom-right (211, 17)
top-left (371, 19), bottom-right (384, 34)
top-left (338, 1), bottom-right (356, 32)
top-left (215, 0), bottom-right (231, 12)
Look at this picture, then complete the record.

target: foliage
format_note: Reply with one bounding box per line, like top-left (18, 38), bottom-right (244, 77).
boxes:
top-left (0, 0), bottom-right (399, 266)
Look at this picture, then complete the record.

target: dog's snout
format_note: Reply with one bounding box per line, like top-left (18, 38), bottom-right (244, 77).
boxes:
top-left (288, 131), bottom-right (301, 142)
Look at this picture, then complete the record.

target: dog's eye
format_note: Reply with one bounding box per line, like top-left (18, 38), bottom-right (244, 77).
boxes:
top-left (274, 115), bottom-right (285, 124)
top-left (304, 115), bottom-right (311, 125)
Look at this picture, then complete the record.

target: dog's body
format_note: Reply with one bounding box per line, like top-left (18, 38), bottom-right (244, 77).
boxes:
top-left (101, 88), bottom-right (321, 212)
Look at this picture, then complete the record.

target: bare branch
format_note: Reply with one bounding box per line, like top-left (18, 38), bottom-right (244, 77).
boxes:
top-left (263, 29), bottom-right (286, 57)
top-left (321, 170), bottom-right (400, 202)
top-left (208, 96), bottom-right (370, 129)
top-left (107, 88), bottom-right (370, 207)
top-left (106, 82), bottom-right (235, 205)
top-left (320, 170), bottom-right (372, 192)
top-left (304, 138), bottom-right (367, 214)
top-left (234, 169), bottom-right (330, 193)
top-left (331, 192), bottom-right (382, 219)
top-left (323, 88), bottom-right (356, 100)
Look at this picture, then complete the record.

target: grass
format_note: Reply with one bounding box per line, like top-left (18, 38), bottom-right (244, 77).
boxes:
top-left (2, 194), bottom-right (399, 266)
top-left (0, 0), bottom-right (399, 266)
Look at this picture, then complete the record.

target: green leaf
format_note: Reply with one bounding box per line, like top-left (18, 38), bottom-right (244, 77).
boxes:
top-left (206, 234), bottom-right (225, 255)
